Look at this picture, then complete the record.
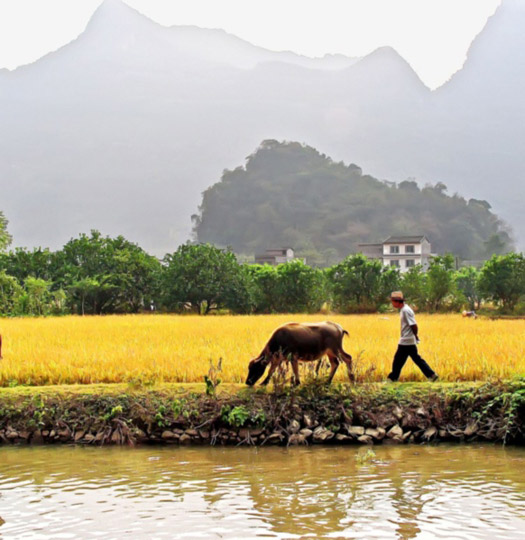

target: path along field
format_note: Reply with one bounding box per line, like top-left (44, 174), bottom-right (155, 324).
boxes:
top-left (0, 314), bottom-right (524, 386)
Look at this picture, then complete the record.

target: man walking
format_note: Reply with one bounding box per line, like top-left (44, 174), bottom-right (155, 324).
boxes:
top-left (387, 291), bottom-right (438, 382)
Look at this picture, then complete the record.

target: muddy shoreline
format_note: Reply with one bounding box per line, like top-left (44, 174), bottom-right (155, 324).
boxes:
top-left (0, 380), bottom-right (523, 446)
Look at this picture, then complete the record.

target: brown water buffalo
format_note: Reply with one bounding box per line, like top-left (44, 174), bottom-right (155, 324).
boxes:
top-left (245, 321), bottom-right (353, 386)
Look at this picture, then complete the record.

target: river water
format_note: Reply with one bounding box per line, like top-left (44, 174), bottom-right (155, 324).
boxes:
top-left (0, 444), bottom-right (523, 539)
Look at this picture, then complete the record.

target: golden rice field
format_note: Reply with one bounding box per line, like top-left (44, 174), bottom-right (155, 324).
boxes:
top-left (0, 314), bottom-right (524, 386)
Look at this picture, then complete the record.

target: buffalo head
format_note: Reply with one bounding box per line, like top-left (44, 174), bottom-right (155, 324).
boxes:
top-left (245, 357), bottom-right (267, 386)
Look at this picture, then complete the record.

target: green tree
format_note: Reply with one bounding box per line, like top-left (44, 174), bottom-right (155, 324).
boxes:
top-left (400, 265), bottom-right (427, 309)
top-left (0, 247), bottom-right (58, 283)
top-left (455, 266), bottom-right (482, 310)
top-left (247, 260), bottom-right (327, 313)
top-left (16, 277), bottom-right (54, 316)
top-left (246, 264), bottom-right (280, 313)
top-left (107, 240), bottom-right (163, 313)
top-left (0, 270), bottom-right (23, 315)
top-left (68, 278), bottom-right (101, 316)
top-left (478, 253), bottom-right (525, 312)
top-left (49, 288), bottom-right (67, 315)
top-left (222, 264), bottom-right (256, 314)
top-left (327, 254), bottom-right (399, 312)
top-left (275, 260), bottom-right (327, 313)
top-left (380, 266), bottom-right (401, 307)
top-left (56, 231), bottom-right (161, 314)
top-left (0, 211), bottom-right (12, 252)
top-left (426, 254), bottom-right (456, 311)
top-left (162, 243), bottom-right (250, 314)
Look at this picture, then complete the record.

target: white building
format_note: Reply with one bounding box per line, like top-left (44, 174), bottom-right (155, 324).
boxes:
top-left (254, 247), bottom-right (299, 265)
top-left (358, 235), bottom-right (434, 272)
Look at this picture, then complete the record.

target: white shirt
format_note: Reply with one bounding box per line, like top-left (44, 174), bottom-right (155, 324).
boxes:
top-left (399, 304), bottom-right (417, 345)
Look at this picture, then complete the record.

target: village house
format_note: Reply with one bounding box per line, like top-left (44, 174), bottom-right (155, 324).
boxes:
top-left (254, 248), bottom-right (301, 265)
top-left (358, 235), bottom-right (434, 272)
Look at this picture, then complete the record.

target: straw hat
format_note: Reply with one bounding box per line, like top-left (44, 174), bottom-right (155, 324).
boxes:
top-left (390, 291), bottom-right (404, 301)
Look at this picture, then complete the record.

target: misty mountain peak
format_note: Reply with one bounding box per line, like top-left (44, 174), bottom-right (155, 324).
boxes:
top-left (91, 0), bottom-right (140, 21)
top-left (362, 46), bottom-right (417, 71)
top-left (467, 0), bottom-right (525, 60)
top-left (442, 0), bottom-right (525, 92)
top-left (75, 0), bottom-right (193, 69)
top-left (368, 46), bottom-right (404, 60)
top-left (85, 0), bottom-right (158, 36)
top-left (351, 46), bottom-right (426, 90)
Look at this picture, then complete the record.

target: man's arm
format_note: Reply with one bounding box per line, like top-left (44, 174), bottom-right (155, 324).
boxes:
top-left (404, 308), bottom-right (419, 342)
top-left (410, 324), bottom-right (419, 342)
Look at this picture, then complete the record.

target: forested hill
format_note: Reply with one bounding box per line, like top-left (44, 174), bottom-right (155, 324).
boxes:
top-left (193, 141), bottom-right (513, 265)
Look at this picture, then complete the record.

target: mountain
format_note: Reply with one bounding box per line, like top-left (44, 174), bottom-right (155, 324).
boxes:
top-left (0, 0), bottom-right (522, 255)
top-left (422, 0), bottom-right (525, 241)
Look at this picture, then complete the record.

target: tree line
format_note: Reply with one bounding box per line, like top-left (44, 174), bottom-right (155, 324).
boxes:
top-left (0, 230), bottom-right (523, 316)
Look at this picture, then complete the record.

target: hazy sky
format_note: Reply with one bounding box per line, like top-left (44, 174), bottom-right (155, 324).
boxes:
top-left (0, 0), bottom-right (501, 89)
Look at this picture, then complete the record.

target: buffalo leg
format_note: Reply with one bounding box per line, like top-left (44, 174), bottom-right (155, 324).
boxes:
top-left (291, 356), bottom-right (301, 386)
top-left (327, 354), bottom-right (340, 383)
top-left (261, 354), bottom-right (281, 385)
top-left (317, 356), bottom-right (339, 377)
top-left (339, 352), bottom-right (355, 382)
top-left (315, 357), bottom-right (325, 376)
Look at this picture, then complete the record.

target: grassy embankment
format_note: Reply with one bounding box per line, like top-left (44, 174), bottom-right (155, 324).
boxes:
top-left (0, 379), bottom-right (523, 446)
top-left (0, 314), bottom-right (523, 446)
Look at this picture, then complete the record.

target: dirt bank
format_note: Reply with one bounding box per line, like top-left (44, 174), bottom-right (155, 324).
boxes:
top-left (0, 380), bottom-right (523, 446)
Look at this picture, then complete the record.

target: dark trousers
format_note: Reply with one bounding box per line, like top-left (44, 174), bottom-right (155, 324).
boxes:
top-left (388, 345), bottom-right (435, 381)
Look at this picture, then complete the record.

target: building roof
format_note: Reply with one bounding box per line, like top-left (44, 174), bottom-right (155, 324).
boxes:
top-left (383, 235), bottom-right (429, 244)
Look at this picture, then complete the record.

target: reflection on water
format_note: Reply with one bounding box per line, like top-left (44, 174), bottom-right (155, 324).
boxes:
top-left (0, 444), bottom-right (524, 539)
